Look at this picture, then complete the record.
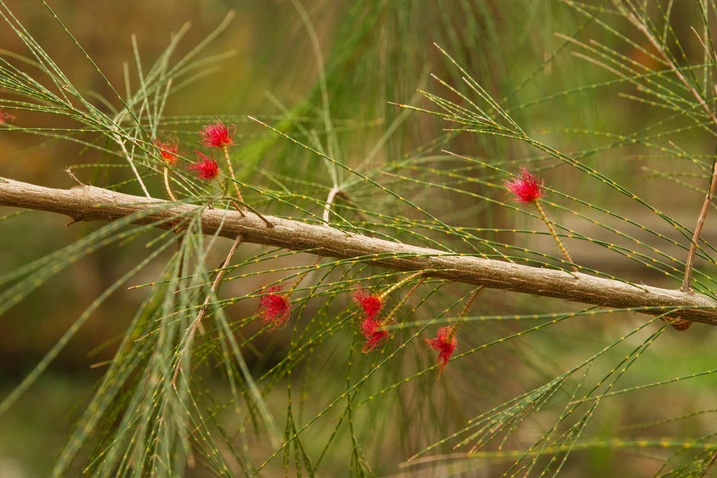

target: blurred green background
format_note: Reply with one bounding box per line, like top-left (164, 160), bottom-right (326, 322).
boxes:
top-left (2, 1), bottom-right (717, 476)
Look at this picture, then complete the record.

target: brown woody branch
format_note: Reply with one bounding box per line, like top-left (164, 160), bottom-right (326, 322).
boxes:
top-left (2, 177), bottom-right (717, 326)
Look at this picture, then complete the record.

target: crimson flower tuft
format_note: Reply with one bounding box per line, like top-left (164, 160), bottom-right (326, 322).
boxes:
top-left (0, 110), bottom-right (15, 124)
top-left (154, 138), bottom-right (180, 165)
top-left (189, 151), bottom-right (220, 180)
top-left (504, 167), bottom-right (545, 205)
top-left (258, 285), bottom-right (291, 329)
top-left (353, 289), bottom-right (384, 322)
top-left (354, 289), bottom-right (388, 352)
top-left (425, 326), bottom-right (457, 374)
top-left (361, 317), bottom-right (389, 353)
top-left (199, 120), bottom-right (235, 148)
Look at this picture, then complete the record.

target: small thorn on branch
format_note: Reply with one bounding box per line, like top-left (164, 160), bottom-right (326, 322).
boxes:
top-left (65, 167), bottom-right (85, 187)
top-left (65, 218), bottom-right (82, 228)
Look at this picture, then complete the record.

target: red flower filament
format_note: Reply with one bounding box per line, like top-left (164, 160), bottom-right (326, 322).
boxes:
top-left (199, 120), bottom-right (235, 148)
top-left (425, 326), bottom-right (457, 374)
top-left (155, 138), bottom-right (179, 166)
top-left (504, 167), bottom-right (545, 205)
top-left (189, 151), bottom-right (220, 180)
top-left (354, 289), bottom-right (383, 322)
top-left (361, 317), bottom-right (389, 353)
top-left (354, 289), bottom-right (388, 352)
top-left (259, 285), bottom-right (291, 329)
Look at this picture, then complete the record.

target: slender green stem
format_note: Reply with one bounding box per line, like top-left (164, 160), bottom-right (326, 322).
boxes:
top-left (451, 286), bottom-right (484, 336)
top-left (534, 200), bottom-right (577, 272)
top-left (163, 167), bottom-right (177, 201)
top-left (222, 144), bottom-right (244, 204)
top-left (380, 277), bottom-right (427, 326)
top-left (380, 271), bottom-right (426, 300)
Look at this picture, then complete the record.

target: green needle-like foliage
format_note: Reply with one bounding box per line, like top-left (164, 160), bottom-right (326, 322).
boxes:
top-left (2, 1), bottom-right (717, 477)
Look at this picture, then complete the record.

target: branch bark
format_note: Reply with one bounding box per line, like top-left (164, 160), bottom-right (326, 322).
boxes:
top-left (2, 177), bottom-right (717, 326)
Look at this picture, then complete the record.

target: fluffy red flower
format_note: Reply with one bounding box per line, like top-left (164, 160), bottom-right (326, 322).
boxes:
top-left (353, 289), bottom-right (383, 322)
top-left (361, 317), bottom-right (389, 353)
top-left (0, 110), bottom-right (15, 124)
top-left (354, 289), bottom-right (387, 352)
top-left (189, 151), bottom-right (220, 180)
top-left (259, 285), bottom-right (291, 329)
top-left (425, 326), bottom-right (457, 374)
top-left (504, 167), bottom-right (545, 205)
top-left (154, 138), bottom-right (179, 165)
top-left (199, 120), bottom-right (235, 148)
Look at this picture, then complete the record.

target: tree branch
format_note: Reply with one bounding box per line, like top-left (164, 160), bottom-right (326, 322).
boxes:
top-left (2, 177), bottom-right (717, 326)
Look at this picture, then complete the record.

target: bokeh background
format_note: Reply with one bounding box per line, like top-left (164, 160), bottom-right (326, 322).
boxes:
top-left (2, 1), bottom-right (717, 476)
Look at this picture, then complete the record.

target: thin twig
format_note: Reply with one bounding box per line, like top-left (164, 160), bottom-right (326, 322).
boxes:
top-left (323, 186), bottom-right (341, 226)
top-left (702, 448), bottom-right (717, 477)
top-left (115, 133), bottom-right (151, 198)
top-left (173, 234), bottom-right (244, 385)
top-left (621, 13), bottom-right (717, 297)
top-left (227, 198), bottom-right (272, 227)
top-left (64, 167), bottom-right (84, 187)
top-left (163, 167), bottom-right (177, 201)
top-left (535, 201), bottom-right (578, 272)
top-left (222, 145), bottom-right (245, 204)
top-left (3, 177), bottom-right (717, 325)
top-left (682, 158), bottom-right (717, 292)
top-left (191, 234), bottom-right (244, 337)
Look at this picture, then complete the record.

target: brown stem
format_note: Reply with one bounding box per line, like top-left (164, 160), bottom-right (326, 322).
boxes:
top-left (192, 234), bottom-right (244, 336)
top-left (222, 144), bottom-right (244, 204)
top-left (173, 234), bottom-right (244, 385)
top-left (227, 198), bottom-right (272, 228)
top-left (682, 159), bottom-right (717, 292)
top-left (3, 177), bottom-right (717, 325)
top-left (534, 200), bottom-right (577, 272)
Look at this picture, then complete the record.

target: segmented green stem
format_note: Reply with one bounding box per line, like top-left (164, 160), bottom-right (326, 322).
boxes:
top-left (535, 200), bottom-right (577, 272)
top-left (163, 167), bottom-right (177, 201)
top-left (222, 144), bottom-right (244, 204)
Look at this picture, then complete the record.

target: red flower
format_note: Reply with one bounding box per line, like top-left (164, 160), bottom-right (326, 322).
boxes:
top-left (361, 317), bottom-right (389, 353)
top-left (189, 151), bottom-right (220, 180)
top-left (199, 120), bottom-right (235, 148)
top-left (154, 138), bottom-right (180, 165)
top-left (258, 285), bottom-right (291, 329)
top-left (354, 289), bottom-right (383, 322)
top-left (0, 110), bottom-right (15, 124)
top-left (504, 167), bottom-right (545, 205)
top-left (425, 326), bottom-right (457, 374)
top-left (353, 289), bottom-right (388, 352)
